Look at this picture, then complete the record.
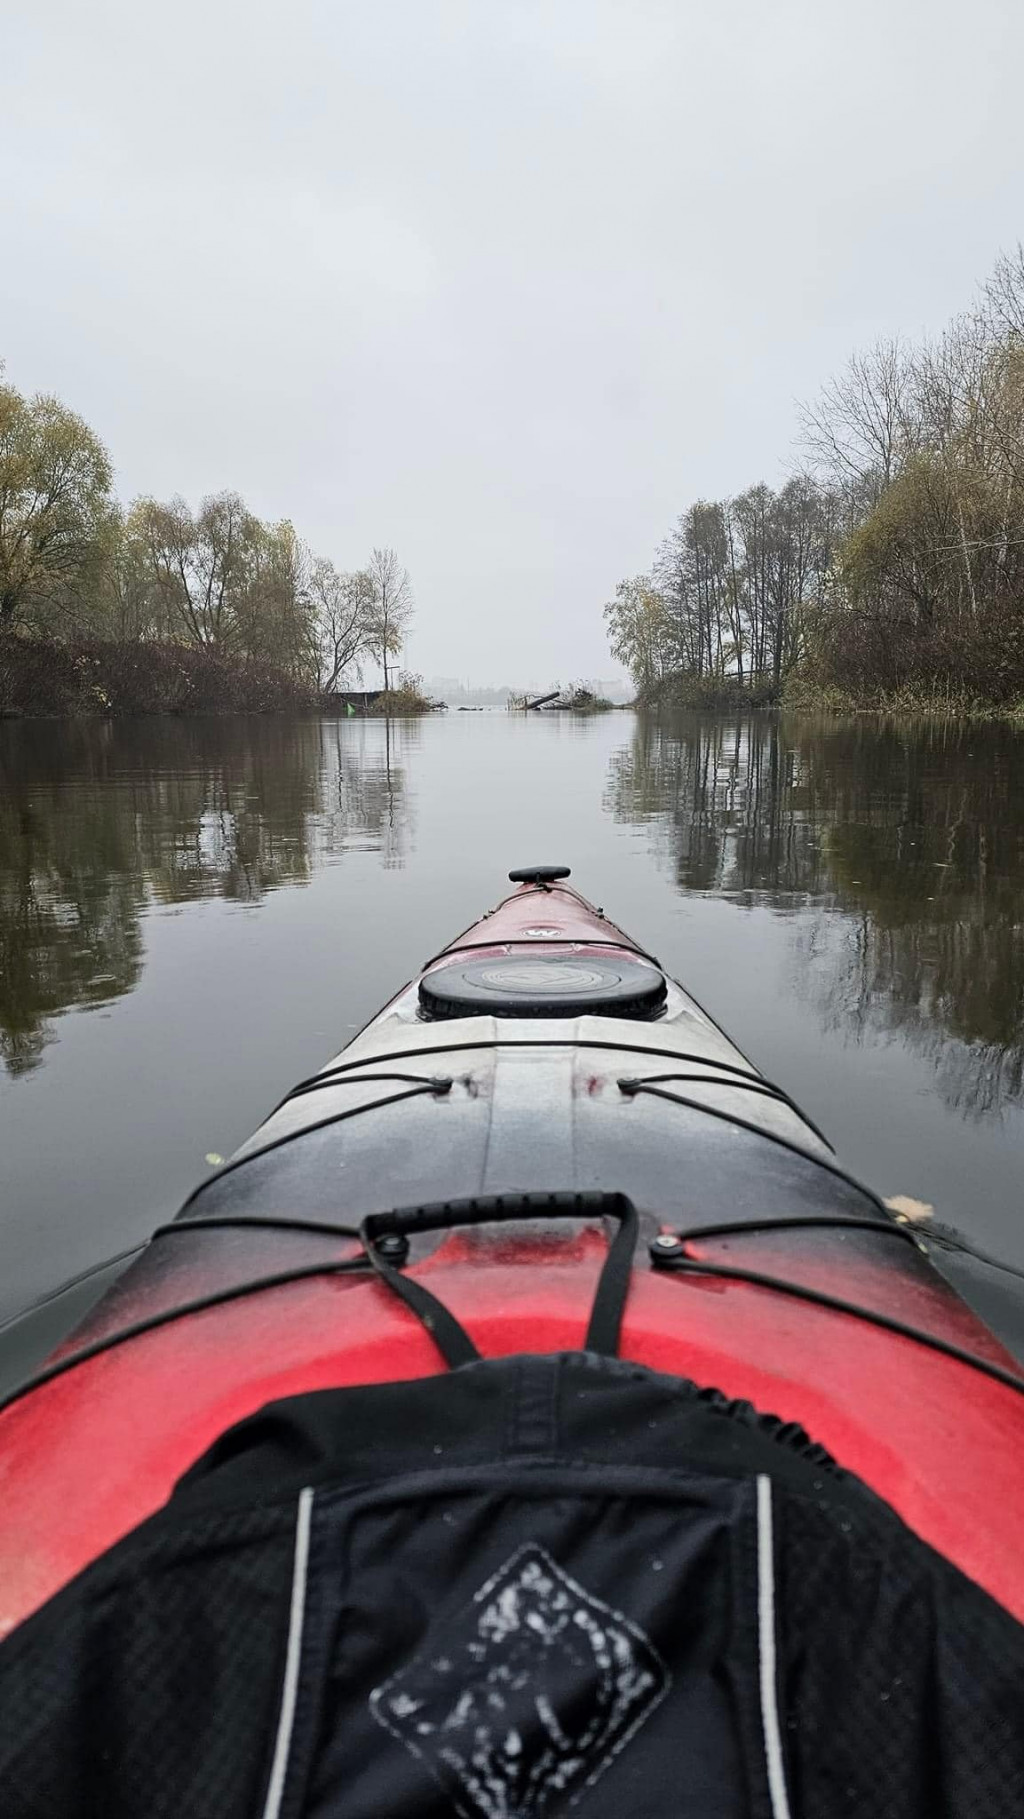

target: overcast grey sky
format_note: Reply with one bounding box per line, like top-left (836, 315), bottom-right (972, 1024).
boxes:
top-left (4, 0), bottom-right (1023, 682)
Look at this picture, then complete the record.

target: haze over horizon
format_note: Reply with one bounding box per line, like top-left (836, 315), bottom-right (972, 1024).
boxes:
top-left (5, 0), bottom-right (1024, 683)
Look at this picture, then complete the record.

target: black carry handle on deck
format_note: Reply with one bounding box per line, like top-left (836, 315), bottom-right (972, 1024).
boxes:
top-left (361, 1191), bottom-right (638, 1368)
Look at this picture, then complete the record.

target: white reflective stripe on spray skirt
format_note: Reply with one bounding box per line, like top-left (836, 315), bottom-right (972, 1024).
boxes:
top-left (756, 1474), bottom-right (793, 1819)
top-left (261, 1486), bottom-right (315, 1819)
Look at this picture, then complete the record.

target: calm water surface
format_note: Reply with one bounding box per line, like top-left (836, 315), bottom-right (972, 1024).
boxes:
top-left (2, 709), bottom-right (1023, 1318)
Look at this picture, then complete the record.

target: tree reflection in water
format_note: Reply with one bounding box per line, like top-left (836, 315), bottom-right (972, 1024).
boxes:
top-left (606, 713), bottom-right (1024, 1118)
top-left (0, 716), bottom-right (412, 1075)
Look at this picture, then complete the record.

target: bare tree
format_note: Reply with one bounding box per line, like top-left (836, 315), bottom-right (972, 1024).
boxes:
top-left (308, 559), bottom-right (376, 692)
top-left (799, 336), bottom-right (918, 499)
top-left (366, 546), bottom-right (413, 692)
top-left (611, 480), bottom-right (836, 700)
top-left (982, 243), bottom-right (1024, 341)
top-left (655, 503), bottom-right (733, 679)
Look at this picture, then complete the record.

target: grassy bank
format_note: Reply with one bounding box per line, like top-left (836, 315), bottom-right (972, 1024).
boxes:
top-left (634, 673), bottom-right (780, 712)
top-left (780, 673), bottom-right (1024, 721)
top-left (631, 666), bottom-right (1024, 721)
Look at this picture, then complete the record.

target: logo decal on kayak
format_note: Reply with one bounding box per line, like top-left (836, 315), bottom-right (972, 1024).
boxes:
top-left (521, 926), bottom-right (565, 938)
top-left (369, 1542), bottom-right (669, 1817)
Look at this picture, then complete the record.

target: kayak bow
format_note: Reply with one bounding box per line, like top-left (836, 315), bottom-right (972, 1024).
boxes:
top-left (1, 866), bottom-right (1023, 1636)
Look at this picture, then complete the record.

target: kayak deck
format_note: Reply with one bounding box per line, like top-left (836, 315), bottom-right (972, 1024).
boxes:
top-left (1, 873), bottom-right (1022, 1636)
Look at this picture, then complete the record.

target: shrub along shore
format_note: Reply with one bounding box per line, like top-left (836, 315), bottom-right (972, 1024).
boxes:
top-left (628, 670), bottom-right (1024, 720)
top-left (0, 635), bottom-right (436, 717)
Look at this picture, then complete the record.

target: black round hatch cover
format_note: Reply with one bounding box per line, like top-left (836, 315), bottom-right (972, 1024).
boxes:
top-left (419, 953), bottom-right (667, 1020)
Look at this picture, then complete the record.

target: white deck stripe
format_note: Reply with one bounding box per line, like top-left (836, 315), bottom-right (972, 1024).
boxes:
top-left (756, 1475), bottom-right (793, 1819)
top-left (261, 1486), bottom-right (315, 1819)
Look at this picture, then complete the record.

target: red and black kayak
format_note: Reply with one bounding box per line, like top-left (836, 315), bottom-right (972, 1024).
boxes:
top-left (1, 867), bottom-right (1024, 1818)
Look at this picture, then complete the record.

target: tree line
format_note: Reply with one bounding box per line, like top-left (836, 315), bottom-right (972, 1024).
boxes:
top-left (0, 365), bottom-right (414, 705)
top-left (606, 246), bottom-right (1024, 707)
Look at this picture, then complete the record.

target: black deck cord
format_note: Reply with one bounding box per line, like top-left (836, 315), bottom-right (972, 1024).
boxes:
top-left (154, 1214), bottom-right (363, 1240)
top-left (0, 1198), bottom-right (640, 1408)
top-left (0, 1211), bottom-right (907, 1344)
top-left (0, 1256), bottom-right (373, 1421)
top-left (671, 1215), bottom-right (925, 1251)
top-left (274, 1072), bottom-right (452, 1113)
top-left (310, 1037), bottom-right (770, 1084)
top-left (283, 1040), bottom-right (768, 1107)
top-left (623, 1073), bottom-right (834, 1151)
top-left (0, 1211), bottom-right (921, 1341)
top-left (657, 1255), bottom-right (1024, 1398)
top-left (0, 1241), bottom-right (149, 1337)
top-left (194, 1046), bottom-right (808, 1214)
top-left (178, 1078), bottom-right (452, 1214)
top-left (360, 1193), bottom-right (640, 1368)
top-left (926, 1227), bottom-right (1024, 1288)
top-left (618, 1080), bottom-right (889, 1215)
top-left (0, 1219), bottom-right (367, 1334)
top-left (4, 1202), bottom-right (1024, 1415)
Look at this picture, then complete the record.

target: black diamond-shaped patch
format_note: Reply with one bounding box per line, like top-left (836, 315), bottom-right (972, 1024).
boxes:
top-left (369, 1542), bottom-right (670, 1817)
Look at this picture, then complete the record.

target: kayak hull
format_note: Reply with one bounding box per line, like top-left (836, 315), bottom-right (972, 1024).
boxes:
top-left (2, 876), bottom-right (1023, 1635)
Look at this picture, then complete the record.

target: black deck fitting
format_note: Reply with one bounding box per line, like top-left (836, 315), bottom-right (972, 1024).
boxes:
top-left (508, 865), bottom-right (572, 884)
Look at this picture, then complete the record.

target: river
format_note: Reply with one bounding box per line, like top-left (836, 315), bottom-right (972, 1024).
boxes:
top-left (1, 708), bottom-right (1022, 1320)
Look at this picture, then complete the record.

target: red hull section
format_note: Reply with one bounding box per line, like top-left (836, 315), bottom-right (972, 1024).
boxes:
top-left (2, 877), bottom-right (1023, 1637)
